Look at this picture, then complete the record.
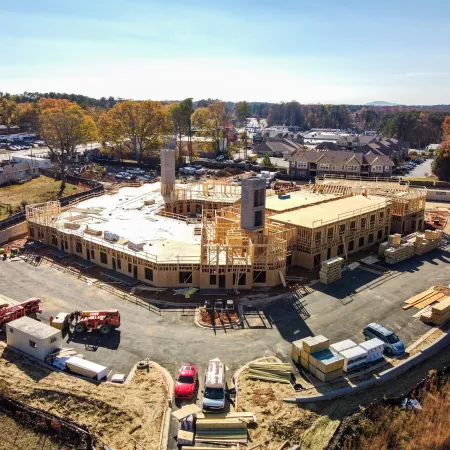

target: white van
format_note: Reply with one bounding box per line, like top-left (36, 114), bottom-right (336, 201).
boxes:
top-left (202, 358), bottom-right (227, 411)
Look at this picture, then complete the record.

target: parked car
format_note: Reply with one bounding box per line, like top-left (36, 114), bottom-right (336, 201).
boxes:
top-left (363, 323), bottom-right (405, 355)
top-left (215, 155), bottom-right (225, 162)
top-left (202, 358), bottom-right (227, 411)
top-left (174, 364), bottom-right (198, 401)
top-left (115, 172), bottom-right (127, 179)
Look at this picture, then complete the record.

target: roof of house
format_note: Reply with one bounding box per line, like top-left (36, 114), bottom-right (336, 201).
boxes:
top-left (256, 141), bottom-right (297, 155)
top-left (281, 138), bottom-right (301, 149)
top-left (289, 150), bottom-right (394, 166)
top-left (359, 135), bottom-right (379, 145)
top-left (315, 142), bottom-right (340, 151)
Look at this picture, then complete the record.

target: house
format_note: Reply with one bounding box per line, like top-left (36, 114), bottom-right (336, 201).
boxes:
top-left (254, 139), bottom-right (300, 159)
top-left (0, 161), bottom-right (40, 186)
top-left (6, 317), bottom-right (62, 361)
top-left (337, 134), bottom-right (379, 151)
top-left (426, 144), bottom-right (440, 156)
top-left (288, 150), bottom-right (394, 178)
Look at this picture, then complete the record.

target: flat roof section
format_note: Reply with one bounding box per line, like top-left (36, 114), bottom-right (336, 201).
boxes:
top-left (8, 316), bottom-right (60, 340)
top-left (265, 190), bottom-right (339, 213)
top-left (269, 195), bottom-right (389, 228)
top-left (55, 183), bottom-right (202, 262)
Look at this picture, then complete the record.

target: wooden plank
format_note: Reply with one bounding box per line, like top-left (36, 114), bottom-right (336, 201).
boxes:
top-left (279, 270), bottom-right (287, 287)
top-left (403, 291), bottom-right (437, 309)
top-left (414, 292), bottom-right (445, 310)
top-left (171, 404), bottom-right (202, 421)
top-left (404, 288), bottom-right (435, 304)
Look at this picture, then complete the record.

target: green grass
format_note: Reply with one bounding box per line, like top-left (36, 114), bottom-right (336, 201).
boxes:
top-left (0, 176), bottom-right (85, 220)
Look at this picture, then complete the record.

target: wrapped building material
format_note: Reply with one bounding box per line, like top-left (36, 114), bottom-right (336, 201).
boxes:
top-left (358, 338), bottom-right (385, 362)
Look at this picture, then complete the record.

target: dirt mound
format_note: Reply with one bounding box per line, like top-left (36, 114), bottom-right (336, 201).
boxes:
top-left (0, 346), bottom-right (168, 450)
top-left (238, 370), bottom-right (318, 449)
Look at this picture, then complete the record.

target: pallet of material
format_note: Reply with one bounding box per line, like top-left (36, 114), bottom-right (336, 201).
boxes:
top-left (64, 222), bottom-right (81, 230)
top-left (309, 349), bottom-right (344, 373)
top-left (404, 288), bottom-right (436, 305)
top-left (421, 297), bottom-right (450, 325)
top-left (302, 335), bottom-right (329, 354)
top-left (247, 362), bottom-right (292, 384)
top-left (84, 228), bottom-right (102, 236)
top-left (385, 242), bottom-right (415, 264)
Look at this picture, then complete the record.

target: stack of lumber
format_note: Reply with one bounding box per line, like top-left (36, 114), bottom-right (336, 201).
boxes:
top-left (319, 257), bottom-right (343, 284)
top-left (388, 234), bottom-right (402, 246)
top-left (64, 222), bottom-right (81, 230)
top-left (420, 296), bottom-right (450, 325)
top-left (196, 412), bottom-right (256, 424)
top-left (247, 362), bottom-right (292, 384)
top-left (425, 229), bottom-right (443, 240)
top-left (384, 242), bottom-right (414, 264)
top-left (195, 415), bottom-right (250, 445)
top-left (84, 228), bottom-right (102, 236)
top-left (144, 199), bottom-right (155, 205)
top-left (410, 231), bottom-right (441, 255)
top-left (402, 287), bottom-right (449, 310)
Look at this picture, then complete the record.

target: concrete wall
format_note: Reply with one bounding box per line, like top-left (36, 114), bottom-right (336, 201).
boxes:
top-left (0, 222), bottom-right (28, 245)
top-left (426, 189), bottom-right (450, 202)
top-left (240, 177), bottom-right (266, 231)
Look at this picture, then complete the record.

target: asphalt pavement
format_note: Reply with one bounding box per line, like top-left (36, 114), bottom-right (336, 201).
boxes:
top-left (404, 159), bottom-right (433, 178)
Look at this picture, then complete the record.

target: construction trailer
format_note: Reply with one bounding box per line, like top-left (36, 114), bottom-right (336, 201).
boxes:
top-left (6, 316), bottom-right (62, 361)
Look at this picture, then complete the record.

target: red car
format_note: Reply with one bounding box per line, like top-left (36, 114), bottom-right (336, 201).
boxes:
top-left (174, 364), bottom-right (198, 401)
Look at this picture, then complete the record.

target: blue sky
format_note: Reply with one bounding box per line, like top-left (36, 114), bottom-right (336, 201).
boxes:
top-left (1, 0), bottom-right (450, 104)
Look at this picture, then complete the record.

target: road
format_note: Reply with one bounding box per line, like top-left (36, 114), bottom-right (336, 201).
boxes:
top-left (404, 159), bottom-right (433, 178)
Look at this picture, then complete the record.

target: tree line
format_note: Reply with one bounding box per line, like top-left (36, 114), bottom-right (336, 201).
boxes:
top-left (432, 116), bottom-right (450, 181)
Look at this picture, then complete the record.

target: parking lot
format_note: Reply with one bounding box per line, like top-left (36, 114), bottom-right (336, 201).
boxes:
top-left (1, 244), bottom-right (449, 377)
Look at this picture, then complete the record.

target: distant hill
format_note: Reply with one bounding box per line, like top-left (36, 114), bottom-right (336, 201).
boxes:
top-left (366, 101), bottom-right (399, 106)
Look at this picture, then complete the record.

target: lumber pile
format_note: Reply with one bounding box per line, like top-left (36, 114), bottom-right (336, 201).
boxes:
top-left (411, 231), bottom-right (441, 255)
top-left (420, 296), bottom-right (450, 325)
top-left (64, 222), bottom-right (81, 230)
top-left (379, 234), bottom-right (401, 257)
top-left (195, 416), bottom-right (249, 445)
top-left (319, 257), bottom-right (343, 284)
top-left (402, 287), bottom-right (448, 310)
top-left (84, 227), bottom-right (102, 236)
top-left (247, 362), bottom-right (292, 384)
top-left (384, 242), bottom-right (414, 264)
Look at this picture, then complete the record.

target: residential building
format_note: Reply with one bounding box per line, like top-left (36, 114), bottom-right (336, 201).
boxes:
top-left (254, 139), bottom-right (301, 159)
top-left (426, 144), bottom-right (440, 156)
top-left (288, 150), bottom-right (394, 178)
top-left (0, 162), bottom-right (40, 186)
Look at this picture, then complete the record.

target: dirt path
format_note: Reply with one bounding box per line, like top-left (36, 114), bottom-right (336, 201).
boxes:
top-left (0, 346), bottom-right (168, 450)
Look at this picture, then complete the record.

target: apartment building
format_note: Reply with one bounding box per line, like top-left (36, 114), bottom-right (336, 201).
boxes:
top-left (288, 150), bottom-right (394, 178)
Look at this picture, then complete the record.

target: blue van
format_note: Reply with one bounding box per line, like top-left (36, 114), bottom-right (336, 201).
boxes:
top-left (363, 323), bottom-right (405, 355)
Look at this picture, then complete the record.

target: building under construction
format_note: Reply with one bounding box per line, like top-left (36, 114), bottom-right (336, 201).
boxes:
top-left (25, 152), bottom-right (427, 288)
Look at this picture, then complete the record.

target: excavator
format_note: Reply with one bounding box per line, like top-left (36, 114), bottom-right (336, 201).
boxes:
top-left (73, 310), bottom-right (121, 335)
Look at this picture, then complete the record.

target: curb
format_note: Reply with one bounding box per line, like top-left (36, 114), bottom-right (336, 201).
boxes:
top-left (152, 361), bottom-right (174, 450)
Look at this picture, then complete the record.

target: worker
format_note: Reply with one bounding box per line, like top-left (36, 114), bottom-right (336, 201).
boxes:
top-left (49, 315), bottom-right (54, 326)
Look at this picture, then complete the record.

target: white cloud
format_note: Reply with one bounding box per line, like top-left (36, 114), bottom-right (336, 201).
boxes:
top-left (406, 72), bottom-right (450, 77)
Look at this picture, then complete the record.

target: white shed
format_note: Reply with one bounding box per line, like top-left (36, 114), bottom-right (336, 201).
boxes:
top-left (6, 316), bottom-right (62, 361)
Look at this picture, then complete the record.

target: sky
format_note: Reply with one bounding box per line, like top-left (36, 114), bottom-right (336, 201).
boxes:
top-left (1, 0), bottom-right (450, 104)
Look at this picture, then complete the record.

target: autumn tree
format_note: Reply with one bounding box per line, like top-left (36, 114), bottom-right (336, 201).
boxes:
top-left (432, 116), bottom-right (450, 181)
top-left (106, 100), bottom-right (169, 163)
top-left (39, 99), bottom-right (97, 191)
top-left (167, 98), bottom-right (193, 164)
top-left (0, 97), bottom-right (18, 134)
top-left (16, 102), bottom-right (40, 131)
top-left (96, 108), bottom-right (128, 162)
top-left (192, 101), bottom-right (228, 154)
